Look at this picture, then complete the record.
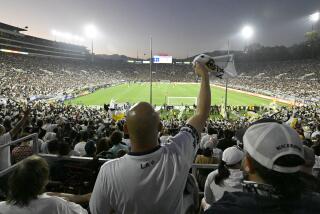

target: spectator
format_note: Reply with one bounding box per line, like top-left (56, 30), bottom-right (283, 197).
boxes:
top-left (74, 131), bottom-right (88, 156)
top-left (107, 131), bottom-right (129, 158)
top-left (89, 62), bottom-right (211, 214)
top-left (41, 132), bottom-right (56, 154)
top-left (200, 126), bottom-right (218, 149)
top-left (205, 122), bottom-right (320, 214)
top-left (216, 129), bottom-right (236, 151)
top-left (84, 140), bottom-right (96, 157)
top-left (194, 140), bottom-right (220, 191)
top-left (195, 143), bottom-right (219, 165)
top-left (96, 138), bottom-right (113, 159)
top-left (96, 137), bottom-right (111, 155)
top-left (202, 146), bottom-right (244, 210)
top-left (0, 155), bottom-right (87, 214)
top-left (0, 108), bottom-right (29, 170)
top-left (47, 139), bottom-right (60, 155)
top-left (11, 140), bottom-right (33, 164)
top-left (300, 146), bottom-right (320, 193)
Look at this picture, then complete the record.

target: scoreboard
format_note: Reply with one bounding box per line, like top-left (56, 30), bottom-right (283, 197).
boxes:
top-left (153, 55), bottom-right (172, 64)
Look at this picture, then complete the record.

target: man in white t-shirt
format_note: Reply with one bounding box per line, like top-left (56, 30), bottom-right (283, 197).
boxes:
top-left (0, 108), bottom-right (30, 171)
top-left (74, 131), bottom-right (89, 156)
top-left (90, 62), bottom-right (211, 214)
top-left (200, 126), bottom-right (218, 149)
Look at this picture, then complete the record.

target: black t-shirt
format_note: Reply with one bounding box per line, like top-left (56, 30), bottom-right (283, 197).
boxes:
top-left (312, 144), bottom-right (320, 156)
top-left (205, 191), bottom-right (320, 214)
top-left (300, 172), bottom-right (320, 193)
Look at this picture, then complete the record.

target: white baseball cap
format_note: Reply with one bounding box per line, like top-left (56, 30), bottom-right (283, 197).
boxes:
top-left (222, 146), bottom-right (244, 166)
top-left (243, 122), bottom-right (304, 173)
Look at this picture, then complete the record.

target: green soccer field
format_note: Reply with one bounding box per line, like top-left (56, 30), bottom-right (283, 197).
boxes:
top-left (65, 83), bottom-right (280, 106)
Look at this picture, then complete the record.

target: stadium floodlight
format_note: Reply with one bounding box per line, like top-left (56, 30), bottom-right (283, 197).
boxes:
top-left (73, 35), bottom-right (85, 43)
top-left (51, 29), bottom-right (84, 44)
top-left (64, 32), bottom-right (73, 40)
top-left (51, 29), bottom-right (57, 36)
top-left (84, 24), bottom-right (98, 62)
top-left (84, 24), bottom-right (98, 39)
top-left (241, 25), bottom-right (254, 40)
top-left (310, 12), bottom-right (320, 22)
top-left (51, 29), bottom-right (58, 41)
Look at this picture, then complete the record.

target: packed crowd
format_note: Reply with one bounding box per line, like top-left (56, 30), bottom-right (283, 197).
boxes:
top-left (224, 59), bottom-right (320, 103)
top-left (224, 77), bottom-right (320, 103)
top-left (1, 51), bottom-right (320, 213)
top-left (0, 93), bottom-right (320, 213)
top-left (1, 53), bottom-right (320, 104)
top-left (0, 53), bottom-right (123, 100)
top-left (1, 4), bottom-right (320, 210)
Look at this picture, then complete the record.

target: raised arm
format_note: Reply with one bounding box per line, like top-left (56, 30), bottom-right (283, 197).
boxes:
top-left (9, 107), bottom-right (30, 138)
top-left (187, 62), bottom-right (211, 134)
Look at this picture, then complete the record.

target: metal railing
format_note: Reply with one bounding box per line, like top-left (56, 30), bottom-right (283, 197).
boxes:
top-left (1, 133), bottom-right (319, 185)
top-left (0, 133), bottom-right (39, 153)
top-left (0, 133), bottom-right (38, 177)
top-left (39, 154), bottom-right (109, 164)
top-left (191, 163), bottom-right (218, 177)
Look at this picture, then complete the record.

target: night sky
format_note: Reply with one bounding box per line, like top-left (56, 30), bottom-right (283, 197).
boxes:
top-left (1, 0), bottom-right (319, 58)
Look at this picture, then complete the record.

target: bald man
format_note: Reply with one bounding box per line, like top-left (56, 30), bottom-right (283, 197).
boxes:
top-left (90, 63), bottom-right (211, 214)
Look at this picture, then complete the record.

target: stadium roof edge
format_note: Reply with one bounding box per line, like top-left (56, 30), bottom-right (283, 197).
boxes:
top-left (0, 22), bottom-right (27, 32)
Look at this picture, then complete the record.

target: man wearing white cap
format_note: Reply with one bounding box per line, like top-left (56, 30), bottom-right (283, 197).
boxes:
top-left (205, 122), bottom-right (320, 214)
top-left (202, 146), bottom-right (244, 210)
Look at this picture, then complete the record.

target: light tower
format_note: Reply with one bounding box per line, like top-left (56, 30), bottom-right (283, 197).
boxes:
top-left (84, 24), bottom-right (98, 62)
top-left (241, 25), bottom-right (254, 39)
top-left (241, 25), bottom-right (254, 52)
top-left (309, 12), bottom-right (319, 31)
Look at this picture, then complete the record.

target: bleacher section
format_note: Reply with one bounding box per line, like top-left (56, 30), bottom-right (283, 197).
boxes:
top-left (0, 22), bottom-right (89, 59)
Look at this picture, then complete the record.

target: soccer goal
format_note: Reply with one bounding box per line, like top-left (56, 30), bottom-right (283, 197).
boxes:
top-left (167, 97), bottom-right (197, 106)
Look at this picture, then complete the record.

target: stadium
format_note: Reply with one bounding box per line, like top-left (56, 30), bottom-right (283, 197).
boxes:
top-left (0, 1), bottom-right (320, 214)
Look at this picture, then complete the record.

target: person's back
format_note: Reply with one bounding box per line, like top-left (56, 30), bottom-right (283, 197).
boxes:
top-left (0, 110), bottom-right (30, 170)
top-left (107, 131), bottom-right (129, 157)
top-left (92, 129), bottom-right (196, 213)
top-left (195, 147), bottom-right (218, 191)
top-left (205, 190), bottom-right (320, 214)
top-left (206, 169), bottom-right (243, 200)
top-left (108, 142), bottom-right (129, 155)
top-left (203, 146), bottom-right (244, 208)
top-left (74, 131), bottom-right (89, 156)
top-left (300, 145), bottom-right (320, 193)
top-left (200, 126), bottom-right (218, 150)
top-left (90, 62), bottom-right (212, 214)
top-left (205, 122), bottom-right (320, 214)
top-left (74, 141), bottom-right (86, 156)
top-left (0, 193), bottom-right (87, 214)
top-left (216, 130), bottom-right (236, 151)
top-left (0, 155), bottom-right (87, 214)
top-left (11, 141), bottom-right (33, 163)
